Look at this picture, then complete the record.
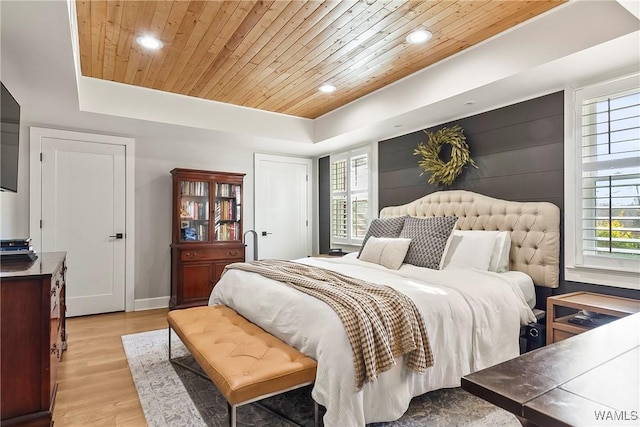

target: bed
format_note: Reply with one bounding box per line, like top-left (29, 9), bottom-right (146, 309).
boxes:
top-left (209, 190), bottom-right (560, 426)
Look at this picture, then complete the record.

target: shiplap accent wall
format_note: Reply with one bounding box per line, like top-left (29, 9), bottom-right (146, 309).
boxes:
top-left (318, 156), bottom-right (330, 254)
top-left (378, 91), bottom-right (564, 209)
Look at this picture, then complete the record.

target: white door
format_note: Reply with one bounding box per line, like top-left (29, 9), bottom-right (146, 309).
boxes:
top-left (39, 136), bottom-right (126, 316)
top-left (255, 154), bottom-right (312, 260)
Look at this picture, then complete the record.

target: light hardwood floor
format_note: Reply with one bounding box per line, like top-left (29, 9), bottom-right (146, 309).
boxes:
top-left (53, 308), bottom-right (169, 426)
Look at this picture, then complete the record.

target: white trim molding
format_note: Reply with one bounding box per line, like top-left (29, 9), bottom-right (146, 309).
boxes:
top-left (563, 74), bottom-right (640, 291)
top-left (134, 296), bottom-right (170, 311)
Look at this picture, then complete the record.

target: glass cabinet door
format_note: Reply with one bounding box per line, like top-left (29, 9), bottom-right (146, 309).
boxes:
top-left (214, 182), bottom-right (241, 241)
top-left (179, 180), bottom-right (209, 242)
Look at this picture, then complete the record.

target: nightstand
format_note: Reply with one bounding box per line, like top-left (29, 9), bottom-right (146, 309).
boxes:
top-left (546, 291), bottom-right (640, 345)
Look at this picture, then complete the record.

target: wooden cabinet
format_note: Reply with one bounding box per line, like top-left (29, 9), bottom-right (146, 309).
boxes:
top-left (1, 252), bottom-right (67, 426)
top-left (546, 291), bottom-right (640, 345)
top-left (170, 169), bottom-right (245, 309)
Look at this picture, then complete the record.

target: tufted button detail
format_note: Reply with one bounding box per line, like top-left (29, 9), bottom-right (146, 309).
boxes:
top-left (167, 305), bottom-right (318, 406)
top-left (376, 190), bottom-right (561, 288)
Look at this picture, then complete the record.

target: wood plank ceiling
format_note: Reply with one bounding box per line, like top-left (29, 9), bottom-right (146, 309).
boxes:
top-left (76, 0), bottom-right (565, 119)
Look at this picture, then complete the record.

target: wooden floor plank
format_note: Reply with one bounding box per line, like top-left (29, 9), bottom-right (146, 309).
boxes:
top-left (53, 308), bottom-right (169, 426)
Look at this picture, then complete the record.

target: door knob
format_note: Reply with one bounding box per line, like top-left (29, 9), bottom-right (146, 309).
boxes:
top-left (261, 231), bottom-right (273, 236)
top-left (109, 233), bottom-right (124, 239)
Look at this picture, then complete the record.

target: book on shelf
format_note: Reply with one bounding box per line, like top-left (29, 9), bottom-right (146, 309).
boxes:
top-left (180, 180), bottom-right (208, 197)
top-left (216, 183), bottom-right (240, 199)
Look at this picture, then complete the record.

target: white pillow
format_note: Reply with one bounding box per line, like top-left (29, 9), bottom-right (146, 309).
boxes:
top-left (359, 236), bottom-right (412, 270)
top-left (439, 230), bottom-right (495, 271)
top-left (489, 231), bottom-right (511, 273)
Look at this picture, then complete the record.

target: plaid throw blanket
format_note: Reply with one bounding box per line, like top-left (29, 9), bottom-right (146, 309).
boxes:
top-left (224, 260), bottom-right (434, 389)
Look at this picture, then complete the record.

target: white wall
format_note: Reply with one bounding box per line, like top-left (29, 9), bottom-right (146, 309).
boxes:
top-left (134, 136), bottom-right (255, 300)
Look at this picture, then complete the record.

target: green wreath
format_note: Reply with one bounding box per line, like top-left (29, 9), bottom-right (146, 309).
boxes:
top-left (413, 125), bottom-right (477, 186)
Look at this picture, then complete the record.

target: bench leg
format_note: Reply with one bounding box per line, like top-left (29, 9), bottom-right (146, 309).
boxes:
top-left (228, 402), bottom-right (236, 427)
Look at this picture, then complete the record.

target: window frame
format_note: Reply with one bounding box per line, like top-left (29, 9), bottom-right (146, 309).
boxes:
top-left (330, 145), bottom-right (373, 248)
top-left (564, 73), bottom-right (640, 290)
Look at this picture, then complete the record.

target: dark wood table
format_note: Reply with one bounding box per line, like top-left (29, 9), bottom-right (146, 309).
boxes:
top-left (462, 312), bottom-right (640, 427)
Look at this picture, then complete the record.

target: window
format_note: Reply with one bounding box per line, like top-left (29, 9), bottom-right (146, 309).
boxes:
top-left (566, 73), bottom-right (640, 289)
top-left (331, 147), bottom-right (371, 246)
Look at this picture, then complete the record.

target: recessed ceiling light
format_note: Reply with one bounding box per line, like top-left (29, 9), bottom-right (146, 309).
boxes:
top-left (406, 29), bottom-right (432, 44)
top-left (319, 84), bottom-right (336, 93)
top-left (136, 35), bottom-right (163, 50)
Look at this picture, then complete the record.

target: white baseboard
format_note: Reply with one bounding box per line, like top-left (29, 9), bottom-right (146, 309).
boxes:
top-left (134, 296), bottom-right (170, 311)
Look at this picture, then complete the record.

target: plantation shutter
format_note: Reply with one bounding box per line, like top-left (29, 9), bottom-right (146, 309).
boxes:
top-left (580, 88), bottom-right (640, 260)
top-left (331, 157), bottom-right (348, 241)
top-left (330, 147), bottom-right (371, 246)
top-left (350, 154), bottom-right (368, 241)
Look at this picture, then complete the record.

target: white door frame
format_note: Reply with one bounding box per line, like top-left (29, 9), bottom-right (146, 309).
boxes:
top-left (29, 127), bottom-right (136, 312)
top-left (254, 153), bottom-right (313, 258)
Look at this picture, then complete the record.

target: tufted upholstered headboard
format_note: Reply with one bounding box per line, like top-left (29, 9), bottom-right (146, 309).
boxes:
top-left (379, 190), bottom-right (560, 288)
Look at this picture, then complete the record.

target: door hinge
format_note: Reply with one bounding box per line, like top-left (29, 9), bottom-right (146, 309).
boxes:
top-left (306, 220), bottom-right (308, 226)
top-left (40, 152), bottom-right (43, 161)
top-left (40, 219), bottom-right (43, 229)
top-left (306, 174), bottom-right (308, 182)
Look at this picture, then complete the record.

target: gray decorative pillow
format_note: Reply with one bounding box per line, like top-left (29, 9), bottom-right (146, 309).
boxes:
top-left (358, 216), bottom-right (407, 258)
top-left (399, 216), bottom-right (459, 269)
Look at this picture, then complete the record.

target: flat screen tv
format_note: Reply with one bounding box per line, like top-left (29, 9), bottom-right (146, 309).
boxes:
top-left (1, 82), bottom-right (21, 192)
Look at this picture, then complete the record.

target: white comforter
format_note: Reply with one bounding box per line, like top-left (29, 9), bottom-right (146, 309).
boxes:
top-left (209, 256), bottom-right (536, 426)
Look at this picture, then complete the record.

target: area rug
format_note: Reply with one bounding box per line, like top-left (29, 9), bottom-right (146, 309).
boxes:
top-left (122, 329), bottom-right (520, 427)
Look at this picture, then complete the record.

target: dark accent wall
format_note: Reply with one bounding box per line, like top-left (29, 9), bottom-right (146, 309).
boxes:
top-left (318, 156), bottom-right (330, 254)
top-left (379, 92), bottom-right (564, 208)
top-left (378, 91), bottom-right (639, 301)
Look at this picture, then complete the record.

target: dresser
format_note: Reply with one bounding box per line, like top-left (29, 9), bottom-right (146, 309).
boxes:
top-left (1, 252), bottom-right (67, 426)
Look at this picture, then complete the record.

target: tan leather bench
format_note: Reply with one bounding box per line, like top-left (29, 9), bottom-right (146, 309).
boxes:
top-left (167, 305), bottom-right (318, 427)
